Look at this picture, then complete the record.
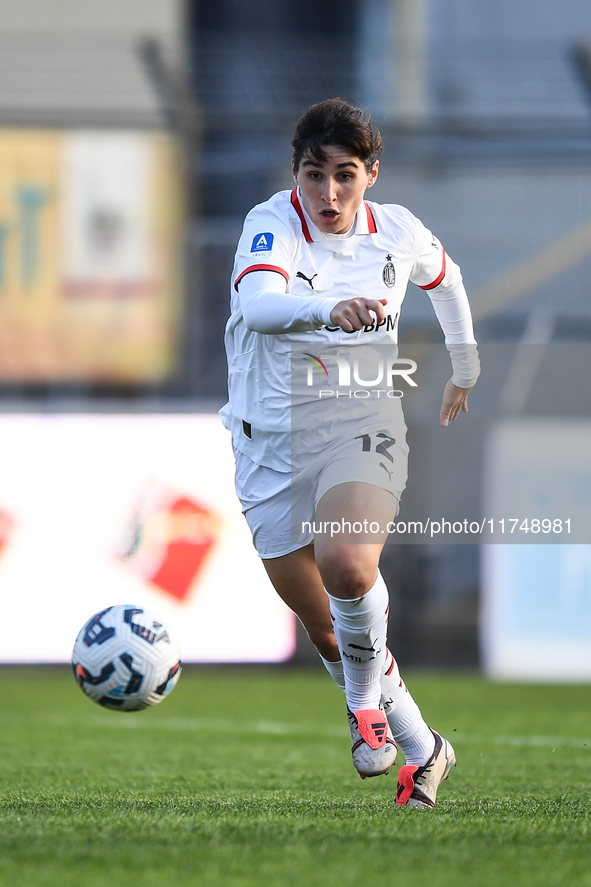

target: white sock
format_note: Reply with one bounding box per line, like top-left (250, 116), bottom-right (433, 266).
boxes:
top-left (380, 648), bottom-right (435, 766)
top-left (326, 571), bottom-right (389, 711)
top-left (319, 655), bottom-right (346, 691)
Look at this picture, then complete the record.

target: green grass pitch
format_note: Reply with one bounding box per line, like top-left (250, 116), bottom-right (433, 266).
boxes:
top-left (1, 666), bottom-right (590, 887)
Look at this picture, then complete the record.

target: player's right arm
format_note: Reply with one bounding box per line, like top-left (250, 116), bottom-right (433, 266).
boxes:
top-left (233, 201), bottom-right (388, 336)
top-left (239, 272), bottom-right (389, 335)
top-left (237, 270), bottom-right (340, 334)
top-left (328, 298), bottom-right (388, 333)
top-left (232, 205), bottom-right (338, 334)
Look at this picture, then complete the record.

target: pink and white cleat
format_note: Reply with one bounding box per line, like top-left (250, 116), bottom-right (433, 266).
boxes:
top-left (348, 707), bottom-right (397, 778)
top-left (396, 729), bottom-right (456, 808)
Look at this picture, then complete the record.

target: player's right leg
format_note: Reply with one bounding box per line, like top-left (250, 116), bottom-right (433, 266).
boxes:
top-left (262, 542), bottom-right (338, 662)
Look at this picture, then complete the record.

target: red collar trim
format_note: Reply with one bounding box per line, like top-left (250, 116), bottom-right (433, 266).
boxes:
top-left (290, 188), bottom-right (313, 243)
top-left (290, 189), bottom-right (378, 239)
top-left (364, 202), bottom-right (377, 233)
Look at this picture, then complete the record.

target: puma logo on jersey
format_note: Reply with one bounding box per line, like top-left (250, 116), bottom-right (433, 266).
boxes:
top-left (296, 271), bottom-right (317, 289)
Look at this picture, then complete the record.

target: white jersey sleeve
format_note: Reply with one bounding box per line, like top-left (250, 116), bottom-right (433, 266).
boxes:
top-left (233, 203), bottom-right (295, 291)
top-left (232, 200), bottom-right (341, 333)
top-left (409, 215), bottom-right (462, 292)
top-left (409, 215), bottom-right (480, 388)
top-left (238, 271), bottom-right (338, 334)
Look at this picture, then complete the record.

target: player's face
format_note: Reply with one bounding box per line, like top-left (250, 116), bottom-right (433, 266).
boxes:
top-left (293, 146), bottom-right (379, 235)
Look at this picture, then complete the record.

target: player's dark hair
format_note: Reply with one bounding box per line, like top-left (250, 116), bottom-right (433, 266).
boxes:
top-left (291, 98), bottom-right (383, 173)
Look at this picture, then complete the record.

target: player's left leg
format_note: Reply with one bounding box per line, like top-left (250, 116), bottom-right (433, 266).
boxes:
top-left (262, 535), bottom-right (451, 792)
top-left (314, 482), bottom-right (393, 709)
top-left (258, 478), bottom-right (453, 796)
top-left (263, 531), bottom-right (395, 777)
top-left (313, 481), bottom-right (455, 797)
top-left (313, 482), bottom-right (397, 775)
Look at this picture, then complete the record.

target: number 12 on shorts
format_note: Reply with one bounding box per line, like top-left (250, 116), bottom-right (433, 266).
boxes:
top-left (355, 433), bottom-right (396, 463)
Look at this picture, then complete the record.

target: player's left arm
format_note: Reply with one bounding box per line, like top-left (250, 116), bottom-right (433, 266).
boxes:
top-left (409, 219), bottom-right (480, 426)
top-left (439, 379), bottom-right (473, 428)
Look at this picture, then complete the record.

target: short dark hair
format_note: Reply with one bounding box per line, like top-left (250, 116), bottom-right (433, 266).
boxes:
top-left (291, 98), bottom-right (383, 173)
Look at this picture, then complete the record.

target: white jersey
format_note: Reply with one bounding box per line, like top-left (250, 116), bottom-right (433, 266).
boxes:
top-left (221, 187), bottom-right (477, 471)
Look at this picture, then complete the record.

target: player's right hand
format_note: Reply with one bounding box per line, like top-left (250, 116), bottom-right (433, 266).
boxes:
top-left (329, 298), bottom-right (388, 333)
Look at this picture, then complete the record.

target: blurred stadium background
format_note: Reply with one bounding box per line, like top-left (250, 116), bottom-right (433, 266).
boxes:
top-left (0, 0), bottom-right (590, 675)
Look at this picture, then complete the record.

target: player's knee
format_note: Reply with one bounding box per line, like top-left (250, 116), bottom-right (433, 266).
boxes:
top-left (317, 547), bottom-right (373, 599)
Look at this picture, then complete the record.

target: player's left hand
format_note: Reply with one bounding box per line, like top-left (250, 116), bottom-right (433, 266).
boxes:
top-left (440, 380), bottom-right (473, 427)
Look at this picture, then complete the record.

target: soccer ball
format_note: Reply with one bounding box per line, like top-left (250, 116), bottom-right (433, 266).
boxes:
top-left (72, 604), bottom-right (182, 711)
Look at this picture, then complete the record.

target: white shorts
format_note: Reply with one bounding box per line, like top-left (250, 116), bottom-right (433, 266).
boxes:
top-left (234, 420), bottom-right (409, 559)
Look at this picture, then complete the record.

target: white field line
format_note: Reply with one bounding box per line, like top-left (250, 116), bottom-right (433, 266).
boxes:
top-left (7, 711), bottom-right (589, 747)
top-left (88, 715), bottom-right (350, 739)
top-left (86, 716), bottom-right (591, 748)
top-left (438, 733), bottom-right (589, 748)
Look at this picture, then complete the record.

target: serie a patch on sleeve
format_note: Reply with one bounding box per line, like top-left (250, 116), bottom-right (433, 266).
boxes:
top-left (250, 232), bottom-right (274, 253)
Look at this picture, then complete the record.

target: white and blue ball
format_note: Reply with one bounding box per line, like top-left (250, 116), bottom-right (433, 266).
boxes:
top-left (72, 604), bottom-right (182, 711)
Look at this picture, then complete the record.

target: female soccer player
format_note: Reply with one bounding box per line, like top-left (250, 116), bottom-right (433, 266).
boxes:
top-left (221, 99), bottom-right (479, 808)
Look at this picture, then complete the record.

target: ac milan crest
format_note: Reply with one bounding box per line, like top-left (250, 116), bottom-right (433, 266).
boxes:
top-left (382, 254), bottom-right (395, 288)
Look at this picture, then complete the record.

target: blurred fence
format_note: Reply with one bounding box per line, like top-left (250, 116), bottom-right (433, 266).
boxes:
top-left (193, 33), bottom-right (591, 126)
